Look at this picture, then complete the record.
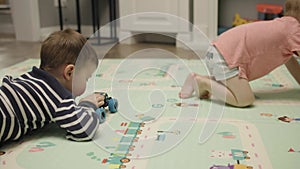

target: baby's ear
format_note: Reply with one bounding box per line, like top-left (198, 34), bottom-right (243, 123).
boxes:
top-left (63, 64), bottom-right (75, 80)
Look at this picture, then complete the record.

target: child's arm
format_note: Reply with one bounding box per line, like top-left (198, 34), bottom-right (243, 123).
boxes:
top-left (54, 93), bottom-right (105, 141)
top-left (285, 55), bottom-right (300, 85)
top-left (79, 93), bottom-right (105, 108)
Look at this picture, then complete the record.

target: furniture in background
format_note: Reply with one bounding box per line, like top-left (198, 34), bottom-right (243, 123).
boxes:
top-left (217, 0), bottom-right (285, 36)
top-left (0, 0), bottom-right (9, 9)
top-left (91, 0), bottom-right (118, 45)
top-left (118, 0), bottom-right (192, 47)
top-left (57, 0), bottom-right (81, 32)
top-left (57, 0), bottom-right (118, 45)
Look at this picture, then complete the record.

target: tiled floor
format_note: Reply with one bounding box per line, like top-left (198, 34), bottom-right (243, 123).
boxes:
top-left (0, 33), bottom-right (198, 69)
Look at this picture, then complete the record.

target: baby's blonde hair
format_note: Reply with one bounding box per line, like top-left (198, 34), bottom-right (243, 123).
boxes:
top-left (285, 0), bottom-right (300, 22)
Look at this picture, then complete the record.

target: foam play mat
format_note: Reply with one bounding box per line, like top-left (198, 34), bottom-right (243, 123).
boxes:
top-left (0, 57), bottom-right (300, 169)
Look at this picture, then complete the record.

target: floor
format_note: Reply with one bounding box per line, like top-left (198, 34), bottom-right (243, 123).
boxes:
top-left (0, 33), bottom-right (198, 70)
top-left (2, 42), bottom-right (300, 169)
top-left (0, 34), bottom-right (40, 69)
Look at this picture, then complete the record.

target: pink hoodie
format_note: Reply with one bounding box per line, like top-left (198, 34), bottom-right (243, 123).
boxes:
top-left (212, 16), bottom-right (300, 81)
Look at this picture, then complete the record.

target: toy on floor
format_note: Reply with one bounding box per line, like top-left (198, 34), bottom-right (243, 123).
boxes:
top-left (95, 92), bottom-right (118, 123)
top-left (232, 13), bottom-right (255, 27)
top-left (256, 4), bottom-right (283, 20)
top-left (233, 4), bottom-right (283, 27)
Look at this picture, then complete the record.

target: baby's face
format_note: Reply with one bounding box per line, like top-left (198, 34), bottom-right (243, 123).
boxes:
top-left (72, 63), bottom-right (97, 96)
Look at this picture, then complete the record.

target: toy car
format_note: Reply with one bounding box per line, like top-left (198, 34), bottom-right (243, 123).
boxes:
top-left (95, 92), bottom-right (118, 123)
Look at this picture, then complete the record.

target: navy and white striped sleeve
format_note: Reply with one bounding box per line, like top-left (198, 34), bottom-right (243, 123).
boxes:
top-left (0, 68), bottom-right (101, 143)
top-left (54, 99), bottom-right (100, 141)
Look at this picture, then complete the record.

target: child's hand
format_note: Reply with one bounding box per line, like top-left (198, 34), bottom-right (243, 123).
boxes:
top-left (79, 93), bottom-right (105, 108)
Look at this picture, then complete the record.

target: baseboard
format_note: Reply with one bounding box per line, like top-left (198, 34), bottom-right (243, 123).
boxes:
top-left (40, 24), bottom-right (209, 52)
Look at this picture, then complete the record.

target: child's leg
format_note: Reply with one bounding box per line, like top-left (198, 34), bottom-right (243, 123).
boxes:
top-left (193, 74), bottom-right (255, 107)
top-left (179, 73), bottom-right (197, 98)
top-left (179, 73), bottom-right (211, 99)
top-left (223, 76), bottom-right (255, 107)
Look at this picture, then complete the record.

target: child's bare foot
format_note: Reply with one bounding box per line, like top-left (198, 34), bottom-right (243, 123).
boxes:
top-left (194, 75), bottom-right (211, 99)
top-left (179, 73), bottom-right (197, 98)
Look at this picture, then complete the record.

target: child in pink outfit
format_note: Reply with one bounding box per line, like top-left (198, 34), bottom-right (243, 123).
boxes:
top-left (179, 0), bottom-right (300, 107)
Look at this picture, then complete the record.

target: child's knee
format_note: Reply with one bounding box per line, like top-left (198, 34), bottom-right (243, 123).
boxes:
top-left (236, 94), bottom-right (255, 107)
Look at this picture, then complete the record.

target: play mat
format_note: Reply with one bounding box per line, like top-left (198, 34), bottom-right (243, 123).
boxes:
top-left (0, 56), bottom-right (299, 169)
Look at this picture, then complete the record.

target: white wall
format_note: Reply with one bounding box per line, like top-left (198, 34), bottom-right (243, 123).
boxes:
top-left (10, 0), bottom-right (40, 41)
top-left (194, 0), bottom-right (217, 40)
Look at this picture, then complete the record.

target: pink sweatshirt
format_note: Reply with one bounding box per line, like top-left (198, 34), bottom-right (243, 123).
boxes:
top-left (212, 16), bottom-right (300, 81)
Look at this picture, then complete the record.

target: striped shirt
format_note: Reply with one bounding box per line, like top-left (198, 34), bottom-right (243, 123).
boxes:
top-left (0, 66), bottom-right (100, 144)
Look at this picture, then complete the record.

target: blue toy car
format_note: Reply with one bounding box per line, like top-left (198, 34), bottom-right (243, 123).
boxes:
top-left (95, 92), bottom-right (118, 123)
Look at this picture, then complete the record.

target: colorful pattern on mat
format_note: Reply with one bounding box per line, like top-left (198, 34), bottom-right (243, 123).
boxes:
top-left (0, 59), bottom-right (299, 169)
